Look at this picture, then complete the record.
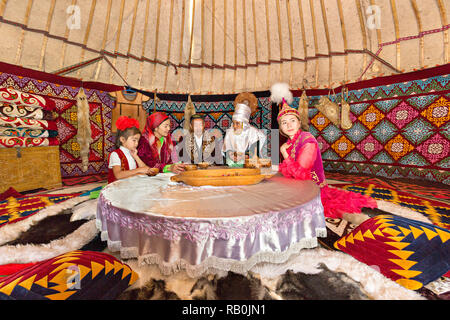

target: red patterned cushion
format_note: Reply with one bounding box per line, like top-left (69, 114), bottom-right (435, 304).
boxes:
top-left (0, 263), bottom-right (37, 278)
top-left (334, 215), bottom-right (450, 290)
top-left (0, 251), bottom-right (138, 300)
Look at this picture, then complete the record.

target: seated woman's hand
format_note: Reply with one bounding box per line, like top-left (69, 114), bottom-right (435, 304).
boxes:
top-left (147, 167), bottom-right (159, 176)
top-left (170, 163), bottom-right (185, 174)
top-left (280, 142), bottom-right (291, 159)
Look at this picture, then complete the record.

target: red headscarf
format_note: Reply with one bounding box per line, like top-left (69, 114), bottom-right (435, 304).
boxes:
top-left (142, 112), bottom-right (174, 151)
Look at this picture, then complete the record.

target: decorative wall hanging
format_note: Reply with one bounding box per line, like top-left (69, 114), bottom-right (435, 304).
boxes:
top-left (315, 89), bottom-right (341, 127)
top-left (298, 90), bottom-right (310, 131)
top-left (340, 87), bottom-right (353, 130)
top-left (76, 88), bottom-right (92, 172)
top-left (108, 90), bottom-right (150, 133)
top-left (183, 95), bottom-right (196, 131)
top-left (234, 92), bottom-right (259, 115)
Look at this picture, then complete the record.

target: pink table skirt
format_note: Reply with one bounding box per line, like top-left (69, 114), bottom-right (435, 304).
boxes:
top-left (96, 174), bottom-right (326, 277)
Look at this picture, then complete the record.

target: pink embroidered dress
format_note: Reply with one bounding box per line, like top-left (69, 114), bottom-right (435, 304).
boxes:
top-left (279, 129), bottom-right (377, 218)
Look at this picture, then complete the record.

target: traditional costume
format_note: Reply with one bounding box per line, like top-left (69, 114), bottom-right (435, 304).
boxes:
top-left (107, 116), bottom-right (140, 184)
top-left (137, 112), bottom-right (178, 173)
top-left (222, 103), bottom-right (266, 166)
top-left (184, 114), bottom-right (216, 164)
top-left (274, 87), bottom-right (377, 218)
top-left (108, 146), bottom-right (137, 184)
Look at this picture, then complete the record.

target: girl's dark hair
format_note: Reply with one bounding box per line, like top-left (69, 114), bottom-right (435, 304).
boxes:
top-left (115, 126), bottom-right (141, 148)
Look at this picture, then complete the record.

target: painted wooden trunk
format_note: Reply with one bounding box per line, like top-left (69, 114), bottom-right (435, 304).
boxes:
top-left (0, 146), bottom-right (62, 193)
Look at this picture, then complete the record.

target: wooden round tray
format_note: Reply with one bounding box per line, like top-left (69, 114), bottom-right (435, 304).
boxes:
top-left (170, 168), bottom-right (270, 186)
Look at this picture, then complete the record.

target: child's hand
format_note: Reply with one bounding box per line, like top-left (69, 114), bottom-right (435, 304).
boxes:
top-left (137, 166), bottom-right (150, 174)
top-left (130, 149), bottom-right (139, 158)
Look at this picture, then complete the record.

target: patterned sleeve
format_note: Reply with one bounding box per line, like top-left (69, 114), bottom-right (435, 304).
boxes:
top-left (297, 142), bottom-right (317, 170)
top-left (137, 138), bottom-right (156, 167)
top-left (203, 136), bottom-right (216, 164)
top-left (137, 137), bottom-right (170, 171)
top-left (279, 142), bottom-right (316, 180)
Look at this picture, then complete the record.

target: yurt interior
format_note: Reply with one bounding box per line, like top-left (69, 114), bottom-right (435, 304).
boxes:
top-left (0, 0), bottom-right (449, 303)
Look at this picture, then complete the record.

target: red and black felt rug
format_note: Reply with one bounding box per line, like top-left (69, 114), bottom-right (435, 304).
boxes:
top-left (62, 174), bottom-right (107, 187)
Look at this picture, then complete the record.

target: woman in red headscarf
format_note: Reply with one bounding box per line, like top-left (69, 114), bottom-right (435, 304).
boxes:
top-left (137, 112), bottom-right (185, 174)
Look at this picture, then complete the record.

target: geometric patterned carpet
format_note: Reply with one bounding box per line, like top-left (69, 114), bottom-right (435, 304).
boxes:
top-left (334, 182), bottom-right (450, 230)
top-left (326, 171), bottom-right (450, 204)
top-left (0, 193), bottom-right (81, 229)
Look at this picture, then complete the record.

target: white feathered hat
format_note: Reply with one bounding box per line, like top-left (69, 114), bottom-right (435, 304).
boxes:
top-left (270, 82), bottom-right (302, 123)
top-left (270, 82), bottom-right (293, 105)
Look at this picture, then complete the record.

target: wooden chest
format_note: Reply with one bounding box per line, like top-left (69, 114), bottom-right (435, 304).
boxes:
top-left (0, 146), bottom-right (62, 193)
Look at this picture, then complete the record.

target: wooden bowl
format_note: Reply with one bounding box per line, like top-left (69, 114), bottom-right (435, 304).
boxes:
top-left (198, 162), bottom-right (209, 169)
top-left (147, 168), bottom-right (159, 176)
top-left (184, 164), bottom-right (198, 171)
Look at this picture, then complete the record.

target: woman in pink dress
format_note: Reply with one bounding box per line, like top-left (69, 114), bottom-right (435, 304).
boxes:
top-left (277, 99), bottom-right (377, 218)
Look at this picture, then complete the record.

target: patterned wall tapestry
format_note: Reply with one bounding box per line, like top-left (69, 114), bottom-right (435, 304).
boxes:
top-left (142, 97), bottom-right (273, 157)
top-left (52, 98), bottom-right (107, 178)
top-left (298, 71), bottom-right (449, 185)
top-left (0, 72), bottom-right (116, 178)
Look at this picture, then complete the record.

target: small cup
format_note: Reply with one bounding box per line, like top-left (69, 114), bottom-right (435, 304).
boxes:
top-left (198, 162), bottom-right (209, 169)
top-left (147, 168), bottom-right (159, 176)
top-left (244, 158), bottom-right (259, 168)
top-left (258, 158), bottom-right (272, 168)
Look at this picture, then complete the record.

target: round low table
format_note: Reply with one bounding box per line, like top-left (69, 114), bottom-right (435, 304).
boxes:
top-left (96, 172), bottom-right (326, 277)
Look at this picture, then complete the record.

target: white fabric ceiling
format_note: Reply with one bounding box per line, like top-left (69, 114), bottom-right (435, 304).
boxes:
top-left (0, 0), bottom-right (448, 94)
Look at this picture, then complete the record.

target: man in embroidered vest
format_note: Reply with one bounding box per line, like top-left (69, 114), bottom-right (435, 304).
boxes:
top-left (183, 114), bottom-right (217, 164)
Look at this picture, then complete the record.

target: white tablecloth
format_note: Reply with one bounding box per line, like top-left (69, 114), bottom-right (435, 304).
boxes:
top-left (96, 172), bottom-right (326, 277)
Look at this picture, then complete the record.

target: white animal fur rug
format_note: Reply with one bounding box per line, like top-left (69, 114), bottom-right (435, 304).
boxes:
top-left (118, 246), bottom-right (426, 300)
